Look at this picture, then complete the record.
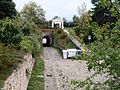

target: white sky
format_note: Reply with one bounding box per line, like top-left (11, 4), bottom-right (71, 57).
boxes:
top-left (13, 0), bottom-right (93, 21)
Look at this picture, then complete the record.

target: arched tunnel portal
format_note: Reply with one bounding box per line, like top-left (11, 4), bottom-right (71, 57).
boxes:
top-left (42, 29), bottom-right (54, 47)
top-left (42, 35), bottom-right (52, 46)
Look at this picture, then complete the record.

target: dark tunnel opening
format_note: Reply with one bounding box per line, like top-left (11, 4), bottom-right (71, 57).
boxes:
top-left (42, 35), bottom-right (51, 47)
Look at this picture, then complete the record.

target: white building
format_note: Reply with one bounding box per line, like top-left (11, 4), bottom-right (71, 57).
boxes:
top-left (52, 17), bottom-right (64, 29)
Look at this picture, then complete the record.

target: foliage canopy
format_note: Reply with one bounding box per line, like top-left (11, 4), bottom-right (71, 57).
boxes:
top-left (0, 0), bottom-right (16, 19)
top-left (21, 2), bottom-right (45, 28)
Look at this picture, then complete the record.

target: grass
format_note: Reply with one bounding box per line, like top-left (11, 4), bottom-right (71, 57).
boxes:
top-left (68, 28), bottom-right (81, 42)
top-left (53, 29), bottom-right (77, 50)
top-left (27, 57), bottom-right (44, 90)
top-left (0, 45), bottom-right (24, 88)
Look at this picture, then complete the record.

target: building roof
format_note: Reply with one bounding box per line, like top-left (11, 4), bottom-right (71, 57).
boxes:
top-left (52, 17), bottom-right (63, 22)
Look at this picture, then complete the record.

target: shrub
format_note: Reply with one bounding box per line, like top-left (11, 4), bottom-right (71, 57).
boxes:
top-left (21, 23), bottom-right (30, 36)
top-left (53, 29), bottom-right (76, 49)
top-left (20, 36), bottom-right (34, 53)
top-left (0, 44), bottom-right (24, 83)
top-left (20, 32), bottom-right (41, 57)
top-left (0, 17), bottom-right (22, 46)
top-left (77, 20), bottom-right (120, 89)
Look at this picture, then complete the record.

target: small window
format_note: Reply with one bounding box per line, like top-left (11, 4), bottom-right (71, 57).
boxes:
top-left (77, 51), bottom-right (81, 55)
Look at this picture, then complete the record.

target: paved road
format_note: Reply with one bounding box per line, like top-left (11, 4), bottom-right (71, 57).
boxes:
top-left (44, 47), bottom-right (59, 90)
top-left (43, 47), bottom-right (90, 90)
top-left (44, 47), bottom-right (106, 90)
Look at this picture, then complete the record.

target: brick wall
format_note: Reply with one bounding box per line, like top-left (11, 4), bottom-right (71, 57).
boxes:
top-left (1, 54), bottom-right (35, 90)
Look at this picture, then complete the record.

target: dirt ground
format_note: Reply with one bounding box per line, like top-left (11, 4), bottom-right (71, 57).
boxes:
top-left (44, 47), bottom-right (106, 90)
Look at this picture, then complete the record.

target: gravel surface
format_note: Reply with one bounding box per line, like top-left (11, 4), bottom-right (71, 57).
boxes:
top-left (44, 47), bottom-right (106, 90)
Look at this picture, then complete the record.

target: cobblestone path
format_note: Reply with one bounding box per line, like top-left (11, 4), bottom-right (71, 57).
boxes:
top-left (44, 47), bottom-right (59, 90)
top-left (44, 47), bottom-right (106, 90)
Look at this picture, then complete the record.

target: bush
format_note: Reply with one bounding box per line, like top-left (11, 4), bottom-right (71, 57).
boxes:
top-left (53, 29), bottom-right (76, 49)
top-left (0, 17), bottom-right (22, 46)
top-left (22, 24), bottom-right (30, 36)
top-left (77, 20), bottom-right (120, 89)
top-left (0, 45), bottom-right (23, 70)
top-left (20, 32), bottom-right (41, 57)
top-left (0, 10), bottom-right (42, 87)
top-left (20, 36), bottom-right (34, 53)
top-left (0, 44), bottom-right (24, 86)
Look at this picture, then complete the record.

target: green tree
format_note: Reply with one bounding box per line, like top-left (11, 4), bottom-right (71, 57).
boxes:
top-left (72, 1), bottom-right (120, 89)
top-left (0, 0), bottom-right (16, 19)
top-left (21, 2), bottom-right (45, 28)
top-left (72, 15), bottom-right (79, 26)
top-left (73, 19), bottom-right (120, 90)
top-left (91, 0), bottom-right (120, 25)
top-left (74, 12), bottom-right (93, 43)
top-left (73, 3), bottom-right (97, 44)
top-left (0, 17), bottom-right (22, 46)
top-left (63, 18), bottom-right (74, 27)
top-left (85, 20), bottom-right (120, 89)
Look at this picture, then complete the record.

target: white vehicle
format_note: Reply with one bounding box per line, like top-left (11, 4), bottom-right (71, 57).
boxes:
top-left (62, 49), bottom-right (81, 59)
top-left (62, 50), bottom-right (68, 59)
top-left (67, 49), bottom-right (77, 58)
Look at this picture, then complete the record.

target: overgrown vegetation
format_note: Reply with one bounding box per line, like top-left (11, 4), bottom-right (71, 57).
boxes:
top-left (0, 16), bottom-right (24, 87)
top-left (0, 0), bottom-right (16, 19)
top-left (91, 0), bottom-right (120, 26)
top-left (0, 1), bottom-right (44, 88)
top-left (21, 1), bottom-right (45, 28)
top-left (53, 29), bottom-right (77, 50)
top-left (0, 17), bottom-right (42, 87)
top-left (0, 44), bottom-right (24, 86)
top-left (0, 17), bottom-right (22, 46)
top-left (27, 56), bottom-right (44, 90)
top-left (71, 0), bottom-right (120, 89)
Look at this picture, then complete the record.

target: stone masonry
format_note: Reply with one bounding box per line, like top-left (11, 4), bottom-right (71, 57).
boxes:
top-left (1, 54), bottom-right (35, 90)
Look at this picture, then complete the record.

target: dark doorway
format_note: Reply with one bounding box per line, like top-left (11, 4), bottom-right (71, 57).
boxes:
top-left (54, 24), bottom-right (59, 28)
top-left (42, 35), bottom-right (51, 47)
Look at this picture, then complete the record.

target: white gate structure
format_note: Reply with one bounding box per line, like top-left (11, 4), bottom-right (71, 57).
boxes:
top-left (52, 17), bottom-right (64, 29)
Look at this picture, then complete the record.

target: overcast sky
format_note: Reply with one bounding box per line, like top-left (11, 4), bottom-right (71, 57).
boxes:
top-left (13, 0), bottom-right (93, 21)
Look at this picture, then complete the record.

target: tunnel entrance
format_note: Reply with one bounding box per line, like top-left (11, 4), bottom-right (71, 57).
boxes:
top-left (42, 35), bottom-right (51, 47)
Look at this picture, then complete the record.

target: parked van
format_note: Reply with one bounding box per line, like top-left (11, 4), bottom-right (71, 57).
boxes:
top-left (62, 49), bottom-right (81, 59)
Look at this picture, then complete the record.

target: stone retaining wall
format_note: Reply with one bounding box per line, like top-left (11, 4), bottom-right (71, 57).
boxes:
top-left (1, 54), bottom-right (35, 90)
